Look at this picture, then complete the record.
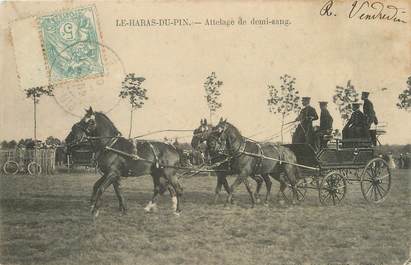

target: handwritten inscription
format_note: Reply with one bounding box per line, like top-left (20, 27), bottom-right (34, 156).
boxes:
top-left (320, 0), bottom-right (407, 23)
top-left (320, 0), bottom-right (337, 16)
top-left (349, 1), bottom-right (407, 23)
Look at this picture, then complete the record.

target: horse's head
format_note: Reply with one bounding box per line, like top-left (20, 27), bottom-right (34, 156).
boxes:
top-left (191, 118), bottom-right (212, 150)
top-left (210, 118), bottom-right (242, 154)
top-left (65, 121), bottom-right (88, 147)
top-left (79, 107), bottom-right (120, 137)
top-left (80, 106), bottom-right (97, 135)
top-left (65, 107), bottom-right (98, 147)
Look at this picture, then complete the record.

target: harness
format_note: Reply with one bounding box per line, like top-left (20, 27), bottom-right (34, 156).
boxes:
top-left (214, 124), bottom-right (318, 171)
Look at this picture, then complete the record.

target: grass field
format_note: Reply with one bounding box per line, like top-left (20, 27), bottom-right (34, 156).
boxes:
top-left (0, 169), bottom-right (410, 265)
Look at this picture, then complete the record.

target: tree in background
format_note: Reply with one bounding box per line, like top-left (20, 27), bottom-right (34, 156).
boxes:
top-left (1, 141), bottom-right (8, 149)
top-left (16, 138), bottom-right (36, 149)
top-left (8, 140), bottom-right (17, 149)
top-left (119, 73), bottom-right (148, 138)
top-left (333, 80), bottom-right (359, 122)
top-left (267, 74), bottom-right (301, 143)
top-left (0, 140), bottom-right (17, 149)
top-left (397, 76), bottom-right (411, 111)
top-left (204, 72), bottom-right (223, 124)
top-left (24, 85), bottom-right (54, 140)
top-left (46, 136), bottom-right (62, 147)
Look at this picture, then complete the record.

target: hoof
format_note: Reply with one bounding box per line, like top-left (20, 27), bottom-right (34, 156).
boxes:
top-left (144, 201), bottom-right (157, 213)
top-left (92, 209), bottom-right (99, 219)
top-left (173, 211), bottom-right (181, 217)
top-left (256, 198), bottom-right (261, 204)
top-left (279, 200), bottom-right (286, 206)
top-left (264, 202), bottom-right (269, 207)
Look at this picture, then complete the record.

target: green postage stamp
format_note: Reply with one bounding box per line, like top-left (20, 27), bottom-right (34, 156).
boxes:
top-left (38, 6), bottom-right (104, 82)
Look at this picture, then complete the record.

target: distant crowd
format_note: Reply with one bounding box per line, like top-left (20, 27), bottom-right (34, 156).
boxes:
top-left (0, 137), bottom-right (63, 150)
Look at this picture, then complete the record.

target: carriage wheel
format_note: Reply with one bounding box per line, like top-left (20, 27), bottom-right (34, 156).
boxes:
top-left (282, 178), bottom-right (308, 203)
top-left (319, 171), bottom-right (347, 206)
top-left (360, 157), bottom-right (391, 204)
top-left (3, 161), bottom-right (19, 175)
top-left (28, 162), bottom-right (42, 176)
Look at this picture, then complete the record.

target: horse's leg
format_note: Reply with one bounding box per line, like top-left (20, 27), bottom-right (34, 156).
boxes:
top-left (243, 177), bottom-right (256, 208)
top-left (91, 172), bottom-right (117, 218)
top-left (214, 172), bottom-right (226, 204)
top-left (278, 180), bottom-right (287, 205)
top-left (113, 178), bottom-right (127, 214)
top-left (144, 173), bottom-right (161, 213)
top-left (252, 175), bottom-right (263, 203)
top-left (158, 177), bottom-right (178, 212)
top-left (221, 174), bottom-right (232, 204)
top-left (222, 174), bottom-right (230, 193)
top-left (90, 175), bottom-right (105, 204)
top-left (169, 175), bottom-right (183, 215)
top-left (282, 165), bottom-right (298, 205)
top-left (167, 185), bottom-right (178, 212)
top-left (164, 168), bottom-right (183, 215)
top-left (226, 174), bottom-right (247, 206)
top-left (269, 173), bottom-right (286, 205)
top-left (261, 174), bottom-right (272, 205)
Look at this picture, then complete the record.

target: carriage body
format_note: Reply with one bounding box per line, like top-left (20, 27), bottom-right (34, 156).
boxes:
top-left (283, 139), bottom-right (391, 205)
top-left (67, 143), bottom-right (96, 169)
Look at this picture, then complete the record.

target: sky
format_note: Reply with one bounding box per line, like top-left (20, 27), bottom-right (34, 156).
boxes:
top-left (0, 1), bottom-right (410, 144)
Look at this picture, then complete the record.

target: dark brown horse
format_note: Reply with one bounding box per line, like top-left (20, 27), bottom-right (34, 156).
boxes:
top-left (65, 107), bottom-right (183, 217)
top-left (191, 119), bottom-right (270, 205)
top-left (209, 119), bottom-right (300, 207)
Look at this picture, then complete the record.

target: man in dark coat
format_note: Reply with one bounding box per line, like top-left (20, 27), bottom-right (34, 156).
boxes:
top-left (362, 92), bottom-right (378, 145)
top-left (317, 101), bottom-right (333, 148)
top-left (292, 97), bottom-right (318, 147)
top-left (342, 102), bottom-right (368, 140)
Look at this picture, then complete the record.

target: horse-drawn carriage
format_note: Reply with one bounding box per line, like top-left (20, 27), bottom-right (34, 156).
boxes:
top-left (64, 108), bottom-right (393, 218)
top-left (284, 138), bottom-right (391, 205)
top-left (66, 142), bottom-right (97, 169)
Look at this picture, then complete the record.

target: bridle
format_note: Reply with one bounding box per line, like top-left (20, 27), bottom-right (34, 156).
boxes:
top-left (212, 122), bottom-right (247, 157)
top-left (67, 123), bottom-right (90, 147)
top-left (192, 125), bottom-right (212, 148)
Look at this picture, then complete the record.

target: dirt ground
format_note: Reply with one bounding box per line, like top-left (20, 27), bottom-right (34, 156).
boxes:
top-left (0, 169), bottom-right (410, 265)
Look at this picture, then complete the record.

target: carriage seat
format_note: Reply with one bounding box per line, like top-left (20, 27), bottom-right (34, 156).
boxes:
top-left (340, 138), bottom-right (373, 148)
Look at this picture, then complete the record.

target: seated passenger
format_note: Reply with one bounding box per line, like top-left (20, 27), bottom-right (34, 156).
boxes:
top-left (342, 102), bottom-right (369, 142)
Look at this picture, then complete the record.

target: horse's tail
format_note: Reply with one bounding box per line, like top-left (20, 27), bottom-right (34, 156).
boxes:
top-left (164, 142), bottom-right (183, 167)
top-left (293, 163), bottom-right (302, 180)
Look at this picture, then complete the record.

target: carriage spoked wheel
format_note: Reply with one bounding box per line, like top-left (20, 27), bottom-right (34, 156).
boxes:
top-left (27, 162), bottom-right (42, 176)
top-left (281, 178), bottom-right (308, 204)
top-left (3, 161), bottom-right (19, 175)
top-left (319, 171), bottom-right (347, 206)
top-left (360, 157), bottom-right (391, 204)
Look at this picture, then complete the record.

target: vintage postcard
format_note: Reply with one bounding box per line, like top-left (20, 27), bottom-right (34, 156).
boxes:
top-left (0, 0), bottom-right (410, 264)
